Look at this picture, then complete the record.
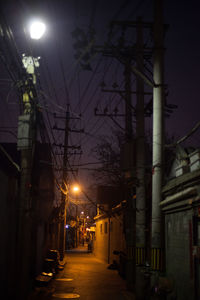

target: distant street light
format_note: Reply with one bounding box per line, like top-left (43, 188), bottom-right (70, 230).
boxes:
top-left (29, 20), bottom-right (46, 40)
top-left (72, 185), bottom-right (80, 193)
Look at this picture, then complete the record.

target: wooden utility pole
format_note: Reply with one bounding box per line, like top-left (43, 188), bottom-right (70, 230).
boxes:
top-left (94, 19), bottom-right (161, 291)
top-left (135, 17), bottom-right (147, 300)
top-left (136, 17), bottom-right (145, 253)
top-left (59, 107), bottom-right (69, 261)
top-left (54, 107), bottom-right (83, 259)
top-left (124, 59), bottom-right (136, 291)
top-left (124, 60), bottom-right (133, 141)
top-left (95, 21), bottom-right (150, 291)
top-left (95, 51), bottom-right (135, 290)
top-left (152, 0), bottom-right (164, 257)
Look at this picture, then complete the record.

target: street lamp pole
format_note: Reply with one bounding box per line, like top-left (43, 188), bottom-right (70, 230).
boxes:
top-left (72, 185), bottom-right (80, 248)
top-left (76, 201), bottom-right (78, 247)
top-left (60, 107), bottom-right (69, 261)
top-left (16, 22), bottom-right (46, 299)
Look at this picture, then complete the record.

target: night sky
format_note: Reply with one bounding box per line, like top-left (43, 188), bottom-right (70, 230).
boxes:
top-left (0, 0), bottom-right (200, 191)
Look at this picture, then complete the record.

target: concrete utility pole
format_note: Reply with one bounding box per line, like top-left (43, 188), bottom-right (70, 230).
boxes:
top-left (17, 55), bottom-right (40, 299)
top-left (152, 0), bottom-right (164, 253)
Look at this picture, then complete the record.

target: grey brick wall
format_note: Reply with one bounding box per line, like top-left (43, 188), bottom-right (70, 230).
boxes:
top-left (165, 210), bottom-right (194, 300)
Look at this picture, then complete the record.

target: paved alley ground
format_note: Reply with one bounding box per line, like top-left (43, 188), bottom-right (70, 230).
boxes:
top-left (29, 246), bottom-right (135, 300)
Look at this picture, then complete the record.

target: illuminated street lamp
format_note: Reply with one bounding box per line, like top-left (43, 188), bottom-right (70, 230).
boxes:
top-left (29, 20), bottom-right (46, 40)
top-left (72, 185), bottom-right (80, 193)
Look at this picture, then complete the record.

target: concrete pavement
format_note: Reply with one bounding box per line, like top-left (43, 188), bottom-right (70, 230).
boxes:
top-left (28, 245), bottom-right (135, 300)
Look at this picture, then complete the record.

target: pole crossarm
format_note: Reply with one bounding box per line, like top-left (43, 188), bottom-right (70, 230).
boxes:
top-left (116, 53), bottom-right (155, 88)
top-left (53, 125), bottom-right (84, 133)
top-left (102, 88), bottom-right (152, 95)
top-left (131, 64), bottom-right (155, 88)
top-left (53, 143), bottom-right (81, 150)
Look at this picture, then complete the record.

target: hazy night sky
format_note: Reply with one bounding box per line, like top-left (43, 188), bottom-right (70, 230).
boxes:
top-left (164, 0), bottom-right (200, 144)
top-left (0, 0), bottom-right (200, 188)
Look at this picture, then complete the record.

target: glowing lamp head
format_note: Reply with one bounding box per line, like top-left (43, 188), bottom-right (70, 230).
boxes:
top-left (72, 185), bottom-right (80, 193)
top-left (30, 20), bottom-right (46, 40)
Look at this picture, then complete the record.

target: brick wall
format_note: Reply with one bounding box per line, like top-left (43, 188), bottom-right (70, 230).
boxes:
top-left (165, 210), bottom-right (194, 300)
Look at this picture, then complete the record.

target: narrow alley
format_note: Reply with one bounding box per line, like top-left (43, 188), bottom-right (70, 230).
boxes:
top-left (2, 1), bottom-right (200, 300)
top-left (29, 245), bottom-right (133, 300)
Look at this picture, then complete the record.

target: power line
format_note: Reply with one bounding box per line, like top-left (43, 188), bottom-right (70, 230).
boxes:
top-left (166, 120), bottom-right (200, 148)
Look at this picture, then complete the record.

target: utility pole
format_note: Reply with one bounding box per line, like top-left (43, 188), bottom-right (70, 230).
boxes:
top-left (124, 60), bottom-right (133, 140)
top-left (151, 0), bottom-right (164, 264)
top-left (94, 22), bottom-right (147, 291)
top-left (95, 51), bottom-right (135, 290)
top-left (124, 59), bottom-right (136, 291)
top-left (136, 17), bottom-right (145, 252)
top-left (59, 106), bottom-right (69, 261)
top-left (136, 18), bottom-right (146, 252)
top-left (135, 17), bottom-right (147, 300)
top-left (17, 55), bottom-right (40, 299)
top-left (53, 108), bottom-right (83, 259)
top-left (93, 19), bottom-right (164, 291)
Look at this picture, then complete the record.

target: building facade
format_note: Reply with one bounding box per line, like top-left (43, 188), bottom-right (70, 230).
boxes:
top-left (0, 144), bottom-right (20, 298)
top-left (0, 142), bottom-right (56, 297)
top-left (162, 148), bottom-right (200, 300)
top-left (93, 202), bottom-right (126, 266)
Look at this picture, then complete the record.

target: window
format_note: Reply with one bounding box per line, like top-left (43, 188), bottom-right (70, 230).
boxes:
top-left (104, 222), bottom-right (108, 234)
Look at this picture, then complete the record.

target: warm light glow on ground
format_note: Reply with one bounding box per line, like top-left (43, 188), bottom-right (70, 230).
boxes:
top-left (55, 278), bottom-right (73, 282)
top-left (52, 293), bottom-right (80, 298)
